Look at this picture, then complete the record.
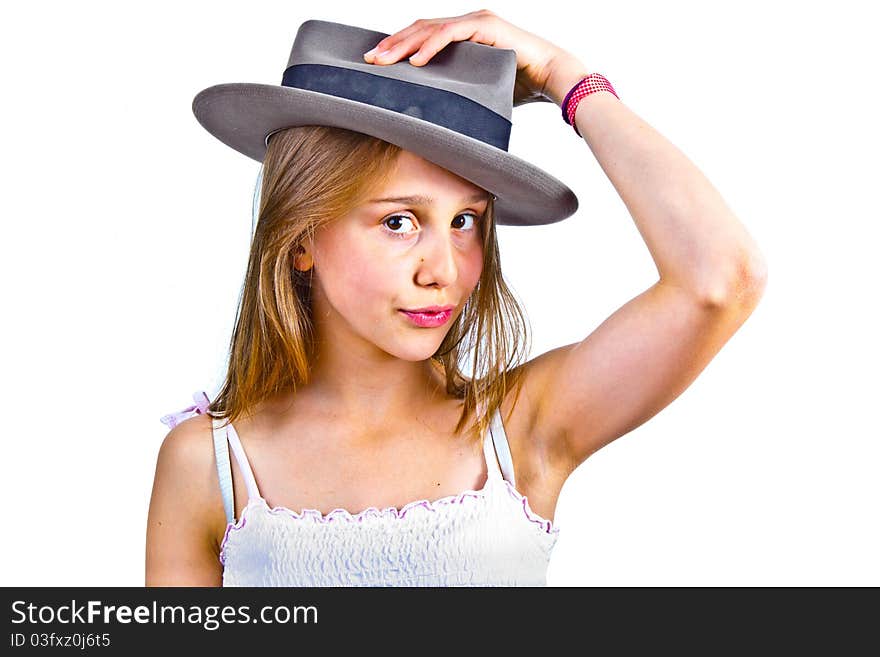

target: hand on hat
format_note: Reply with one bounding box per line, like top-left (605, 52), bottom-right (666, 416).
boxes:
top-left (362, 9), bottom-right (587, 108)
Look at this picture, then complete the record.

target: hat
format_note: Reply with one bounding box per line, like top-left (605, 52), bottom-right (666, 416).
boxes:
top-left (192, 19), bottom-right (579, 227)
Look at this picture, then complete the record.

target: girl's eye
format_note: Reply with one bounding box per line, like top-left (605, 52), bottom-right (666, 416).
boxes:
top-left (383, 214), bottom-right (417, 237)
top-left (382, 213), bottom-right (480, 238)
top-left (452, 213), bottom-right (478, 231)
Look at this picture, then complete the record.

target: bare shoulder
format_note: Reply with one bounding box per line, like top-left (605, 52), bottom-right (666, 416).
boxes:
top-left (145, 414), bottom-right (225, 586)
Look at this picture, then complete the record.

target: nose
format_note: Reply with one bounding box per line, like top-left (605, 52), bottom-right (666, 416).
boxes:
top-left (414, 230), bottom-right (459, 288)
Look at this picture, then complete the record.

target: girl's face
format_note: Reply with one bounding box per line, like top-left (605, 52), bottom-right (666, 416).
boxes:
top-left (304, 150), bottom-right (490, 362)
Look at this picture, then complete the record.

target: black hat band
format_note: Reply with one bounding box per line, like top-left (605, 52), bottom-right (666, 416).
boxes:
top-left (281, 63), bottom-right (511, 151)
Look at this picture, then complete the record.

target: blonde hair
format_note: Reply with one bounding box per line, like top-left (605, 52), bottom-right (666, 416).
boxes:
top-left (208, 125), bottom-right (531, 450)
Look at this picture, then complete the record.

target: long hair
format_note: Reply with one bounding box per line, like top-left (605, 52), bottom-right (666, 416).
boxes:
top-left (208, 125), bottom-right (531, 451)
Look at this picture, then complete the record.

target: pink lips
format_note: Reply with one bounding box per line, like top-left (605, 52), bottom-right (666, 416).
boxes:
top-left (399, 306), bottom-right (454, 327)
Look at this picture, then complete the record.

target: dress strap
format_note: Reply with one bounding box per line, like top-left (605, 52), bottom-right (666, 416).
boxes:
top-left (487, 406), bottom-right (517, 487)
top-left (223, 421), bottom-right (264, 504)
top-left (211, 418), bottom-right (236, 525)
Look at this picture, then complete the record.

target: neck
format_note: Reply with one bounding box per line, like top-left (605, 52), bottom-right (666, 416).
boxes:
top-left (303, 341), bottom-right (446, 422)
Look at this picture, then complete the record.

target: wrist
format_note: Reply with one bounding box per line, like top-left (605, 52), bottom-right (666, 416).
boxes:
top-left (562, 74), bottom-right (619, 136)
top-left (543, 53), bottom-right (592, 107)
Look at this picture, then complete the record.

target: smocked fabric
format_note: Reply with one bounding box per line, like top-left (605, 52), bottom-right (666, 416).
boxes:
top-left (161, 392), bottom-right (560, 586)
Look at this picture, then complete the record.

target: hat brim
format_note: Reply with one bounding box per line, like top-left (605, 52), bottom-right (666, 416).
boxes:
top-left (193, 83), bottom-right (578, 227)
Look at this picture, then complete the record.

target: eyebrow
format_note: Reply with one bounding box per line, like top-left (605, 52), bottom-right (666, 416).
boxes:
top-left (368, 192), bottom-right (494, 205)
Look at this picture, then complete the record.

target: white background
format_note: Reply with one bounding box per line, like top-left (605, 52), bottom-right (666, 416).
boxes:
top-left (2, 0), bottom-right (877, 586)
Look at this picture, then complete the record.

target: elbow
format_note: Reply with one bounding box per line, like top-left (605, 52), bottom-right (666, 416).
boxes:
top-left (701, 249), bottom-right (769, 309)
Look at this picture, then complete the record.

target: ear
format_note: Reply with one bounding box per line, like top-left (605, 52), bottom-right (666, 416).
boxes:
top-left (294, 244), bottom-right (313, 272)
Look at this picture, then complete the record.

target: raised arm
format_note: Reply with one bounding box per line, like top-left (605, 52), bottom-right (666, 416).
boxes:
top-left (521, 55), bottom-right (768, 472)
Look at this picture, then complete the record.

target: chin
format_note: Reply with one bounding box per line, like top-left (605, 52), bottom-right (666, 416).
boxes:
top-left (386, 337), bottom-right (447, 362)
top-left (393, 347), bottom-right (443, 362)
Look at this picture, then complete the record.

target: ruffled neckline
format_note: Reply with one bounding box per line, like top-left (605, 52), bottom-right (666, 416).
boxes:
top-left (219, 473), bottom-right (559, 565)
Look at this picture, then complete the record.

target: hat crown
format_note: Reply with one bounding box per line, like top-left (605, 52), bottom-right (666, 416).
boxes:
top-left (286, 19), bottom-right (517, 121)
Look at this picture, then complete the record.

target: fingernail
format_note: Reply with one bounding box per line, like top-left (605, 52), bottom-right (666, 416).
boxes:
top-left (364, 47), bottom-right (377, 57)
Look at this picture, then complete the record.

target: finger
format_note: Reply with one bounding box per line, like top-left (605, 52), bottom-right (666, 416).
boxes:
top-left (408, 22), bottom-right (481, 67)
top-left (367, 25), bottom-right (437, 65)
top-left (364, 19), bottom-right (441, 61)
top-left (363, 14), bottom-right (472, 62)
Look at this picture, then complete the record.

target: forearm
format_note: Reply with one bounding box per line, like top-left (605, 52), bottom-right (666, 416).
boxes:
top-left (544, 55), bottom-right (767, 305)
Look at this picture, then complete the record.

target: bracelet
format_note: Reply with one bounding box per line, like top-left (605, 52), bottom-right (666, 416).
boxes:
top-left (561, 73), bottom-right (619, 137)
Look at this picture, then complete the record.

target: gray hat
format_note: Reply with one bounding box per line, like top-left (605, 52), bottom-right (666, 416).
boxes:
top-left (192, 19), bottom-right (579, 227)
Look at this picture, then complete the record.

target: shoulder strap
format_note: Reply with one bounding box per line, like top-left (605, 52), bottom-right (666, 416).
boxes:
top-left (488, 406), bottom-right (516, 487)
top-left (224, 423), bottom-right (263, 503)
top-left (211, 419), bottom-right (235, 525)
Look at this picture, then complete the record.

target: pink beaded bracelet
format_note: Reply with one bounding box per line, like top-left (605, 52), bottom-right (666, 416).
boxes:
top-left (561, 73), bottom-right (619, 137)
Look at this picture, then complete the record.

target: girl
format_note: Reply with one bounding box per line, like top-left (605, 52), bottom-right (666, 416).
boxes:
top-left (146, 10), bottom-right (767, 587)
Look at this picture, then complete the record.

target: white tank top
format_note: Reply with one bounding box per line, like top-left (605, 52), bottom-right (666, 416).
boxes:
top-left (161, 392), bottom-right (560, 586)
